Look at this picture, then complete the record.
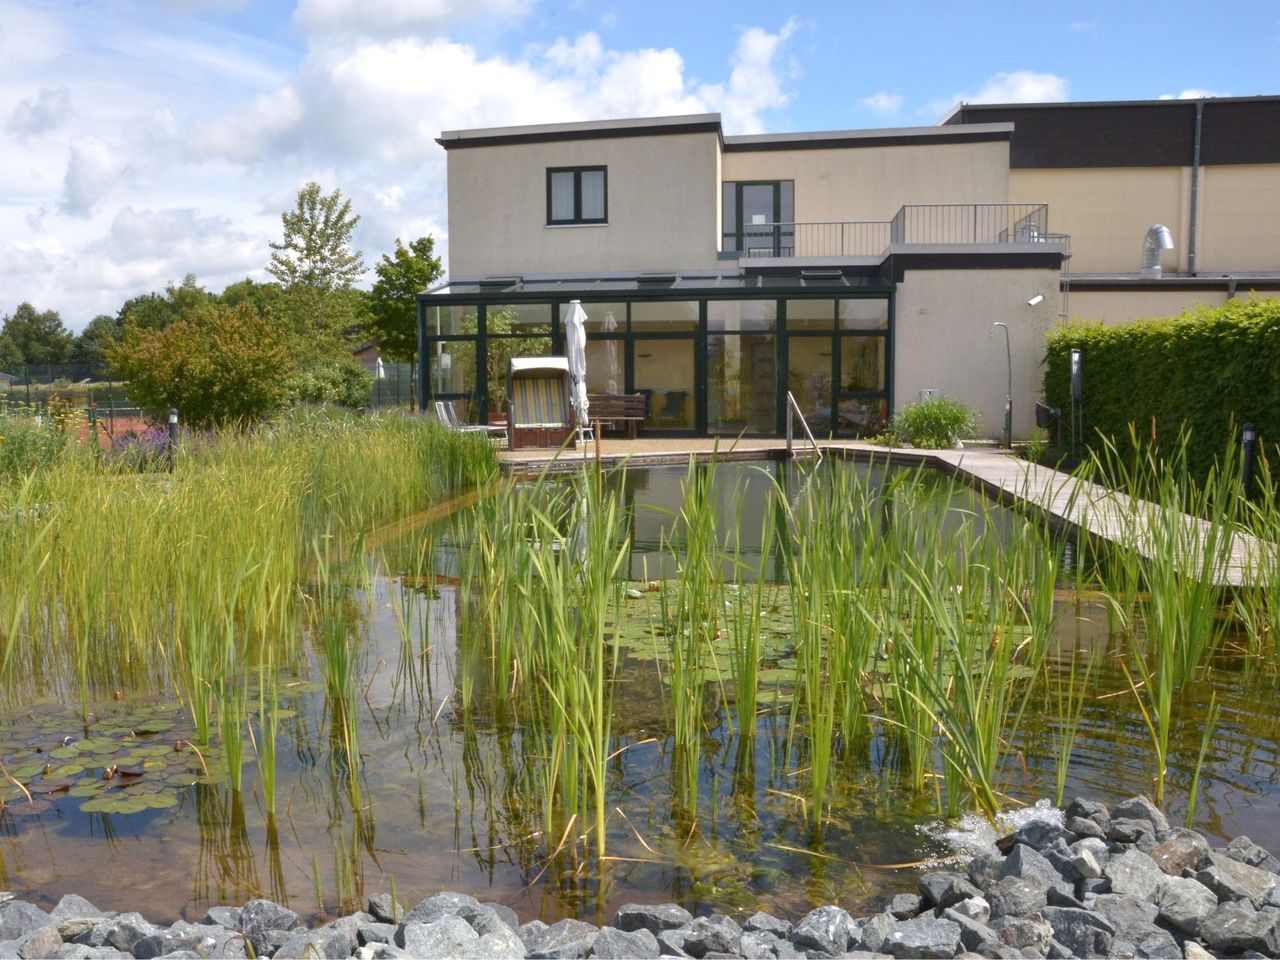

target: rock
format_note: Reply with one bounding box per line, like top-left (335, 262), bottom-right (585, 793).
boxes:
top-left (56, 919), bottom-right (105, 942)
top-left (1109, 818), bottom-right (1158, 848)
top-left (1134, 929), bottom-right (1182, 958)
top-left (739, 931), bottom-right (783, 959)
top-left (1000, 844), bottom-right (1064, 885)
top-left (16, 926), bottom-right (62, 960)
top-left (518, 918), bottom-right (597, 959)
top-left (460, 906), bottom-right (515, 939)
top-left (919, 872), bottom-right (982, 911)
top-left (990, 915), bottom-right (1053, 955)
top-left (398, 916), bottom-right (479, 959)
top-left (967, 852), bottom-right (1005, 891)
top-left (792, 905), bottom-right (854, 956)
top-left (1105, 850), bottom-right (1165, 902)
top-left (1078, 877), bottom-right (1110, 899)
top-left (1196, 851), bottom-right (1280, 906)
top-left (1150, 831), bottom-right (1210, 877)
top-left (995, 821), bottom-right (1073, 855)
top-left (883, 917), bottom-right (961, 959)
top-left (1040, 906), bottom-right (1114, 958)
top-left (401, 892), bottom-right (480, 928)
top-left (950, 897), bottom-right (990, 924)
top-left (939, 908), bottom-right (998, 952)
top-left (1045, 886), bottom-right (1087, 910)
top-left (49, 897), bottom-right (109, 924)
top-left (479, 903), bottom-right (520, 932)
top-left (1182, 941), bottom-right (1215, 959)
top-left (655, 927), bottom-right (692, 957)
top-left (683, 914), bottom-right (742, 957)
top-left (987, 876), bottom-right (1047, 919)
top-left (614, 903), bottom-right (694, 935)
top-left (743, 912), bottom-right (791, 938)
top-left (1065, 798), bottom-right (1110, 831)
top-left (1090, 894), bottom-right (1163, 956)
top-left (856, 913), bottom-right (896, 954)
top-left (0, 903), bottom-right (53, 942)
top-left (592, 926), bottom-right (660, 959)
top-left (102, 913), bottom-right (161, 954)
top-left (1070, 847), bottom-right (1103, 881)
top-left (202, 906), bottom-right (241, 930)
top-left (888, 893), bottom-right (923, 919)
top-left (474, 924), bottom-right (526, 960)
top-left (1111, 796), bottom-right (1170, 834)
top-left (972, 943), bottom-right (1023, 960)
top-left (1227, 836), bottom-right (1280, 875)
top-left (368, 894), bottom-right (406, 924)
top-left (1199, 902), bottom-right (1280, 955)
top-left (1155, 875), bottom-right (1218, 935)
top-left (48, 946), bottom-right (98, 960)
top-left (1064, 817), bottom-right (1105, 841)
top-left (239, 899), bottom-right (299, 956)
top-left (359, 921), bottom-right (398, 945)
top-left (273, 923), bottom-right (358, 960)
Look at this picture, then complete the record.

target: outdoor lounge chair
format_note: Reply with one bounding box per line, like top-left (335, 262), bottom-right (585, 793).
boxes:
top-left (435, 400), bottom-right (507, 444)
top-left (657, 389), bottom-right (688, 427)
top-left (507, 357), bottom-right (575, 450)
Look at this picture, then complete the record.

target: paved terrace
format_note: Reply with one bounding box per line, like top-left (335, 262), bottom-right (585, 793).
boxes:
top-left (499, 438), bottom-right (1272, 588)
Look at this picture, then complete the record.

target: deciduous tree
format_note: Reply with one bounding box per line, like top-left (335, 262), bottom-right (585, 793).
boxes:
top-left (367, 236), bottom-right (443, 361)
top-left (0, 302), bottom-right (73, 365)
top-left (267, 182), bottom-right (366, 291)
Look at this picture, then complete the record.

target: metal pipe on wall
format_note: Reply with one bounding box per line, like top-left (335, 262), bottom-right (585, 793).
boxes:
top-left (1189, 99), bottom-right (1203, 275)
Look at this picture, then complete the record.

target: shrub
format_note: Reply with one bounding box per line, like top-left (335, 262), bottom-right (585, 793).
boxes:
top-left (889, 396), bottom-right (979, 448)
top-left (0, 410), bottom-right (71, 479)
top-left (1044, 297), bottom-right (1280, 479)
top-left (283, 356), bottom-right (372, 409)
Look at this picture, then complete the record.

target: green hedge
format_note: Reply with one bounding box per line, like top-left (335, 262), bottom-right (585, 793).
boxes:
top-left (1043, 297), bottom-right (1280, 478)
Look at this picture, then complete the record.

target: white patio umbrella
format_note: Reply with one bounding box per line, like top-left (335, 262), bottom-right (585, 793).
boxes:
top-left (602, 310), bottom-right (620, 394)
top-left (565, 300), bottom-right (590, 444)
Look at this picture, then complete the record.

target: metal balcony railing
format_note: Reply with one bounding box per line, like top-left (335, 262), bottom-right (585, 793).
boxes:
top-left (723, 203), bottom-right (1053, 259)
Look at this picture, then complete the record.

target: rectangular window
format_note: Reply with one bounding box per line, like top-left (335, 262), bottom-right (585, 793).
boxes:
top-left (722, 181), bottom-right (794, 254)
top-left (547, 166), bottom-right (607, 225)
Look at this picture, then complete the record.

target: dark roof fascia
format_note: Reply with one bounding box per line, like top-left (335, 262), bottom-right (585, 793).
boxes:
top-left (942, 94), bottom-right (1280, 120)
top-left (1066, 275), bottom-right (1280, 292)
top-left (881, 246), bottom-right (1065, 283)
top-left (723, 123), bottom-right (1012, 153)
top-left (437, 114), bottom-right (723, 150)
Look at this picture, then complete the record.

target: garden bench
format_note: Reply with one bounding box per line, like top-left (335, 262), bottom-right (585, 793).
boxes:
top-left (586, 393), bottom-right (647, 438)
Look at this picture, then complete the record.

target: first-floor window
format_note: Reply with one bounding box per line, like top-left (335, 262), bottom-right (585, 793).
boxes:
top-left (547, 166), bottom-right (607, 224)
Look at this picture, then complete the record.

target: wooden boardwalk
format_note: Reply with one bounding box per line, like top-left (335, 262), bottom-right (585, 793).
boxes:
top-left (498, 438), bottom-right (1272, 588)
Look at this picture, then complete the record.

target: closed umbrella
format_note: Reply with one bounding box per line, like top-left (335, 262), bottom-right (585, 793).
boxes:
top-left (565, 300), bottom-right (590, 443)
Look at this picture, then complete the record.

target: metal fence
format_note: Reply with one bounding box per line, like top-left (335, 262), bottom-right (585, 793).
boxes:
top-left (734, 221), bottom-right (892, 258)
top-left (367, 362), bottom-right (416, 409)
top-left (890, 203), bottom-right (1050, 245)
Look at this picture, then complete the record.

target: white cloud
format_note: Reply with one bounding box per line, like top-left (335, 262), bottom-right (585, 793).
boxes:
top-left (7, 86), bottom-right (73, 138)
top-left (1158, 88), bottom-right (1227, 100)
top-left (927, 70), bottom-right (1069, 118)
top-left (860, 91), bottom-right (903, 115)
top-left (294, 0), bottom-right (535, 40)
top-left (60, 137), bottom-right (122, 218)
top-left (717, 18), bottom-right (799, 134)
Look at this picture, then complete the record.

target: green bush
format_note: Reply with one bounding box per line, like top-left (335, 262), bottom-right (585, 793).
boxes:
top-left (283, 356), bottom-right (373, 409)
top-left (0, 411), bottom-right (72, 480)
top-left (889, 396), bottom-right (979, 448)
top-left (1044, 297), bottom-right (1280, 479)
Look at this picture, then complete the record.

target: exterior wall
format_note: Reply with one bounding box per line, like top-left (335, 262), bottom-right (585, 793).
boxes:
top-left (446, 130), bottom-right (721, 277)
top-left (722, 141), bottom-right (1010, 223)
top-left (1066, 288), bottom-right (1230, 325)
top-left (893, 268), bottom-right (1062, 440)
top-left (1199, 165), bottom-right (1280, 272)
top-left (1009, 167), bottom-right (1187, 274)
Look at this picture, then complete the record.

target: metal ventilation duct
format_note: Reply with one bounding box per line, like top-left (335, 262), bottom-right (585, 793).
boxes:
top-left (1141, 224), bottom-right (1175, 277)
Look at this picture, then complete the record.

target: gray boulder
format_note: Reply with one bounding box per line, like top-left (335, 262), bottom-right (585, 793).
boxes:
top-left (999, 844), bottom-right (1064, 886)
top-left (367, 894), bottom-right (406, 924)
top-left (990, 915), bottom-right (1053, 955)
top-left (614, 903), bottom-right (693, 935)
top-left (857, 913), bottom-right (896, 954)
top-left (950, 896), bottom-right (990, 924)
top-left (939, 907), bottom-right (998, 952)
top-left (0, 903), bottom-right (53, 943)
top-left (1104, 850), bottom-right (1164, 902)
top-left (987, 875), bottom-right (1047, 919)
top-left (919, 872), bottom-right (982, 910)
top-left (16, 925), bottom-right (62, 960)
top-left (272, 923), bottom-right (359, 960)
top-left (1227, 835), bottom-right (1280, 874)
top-left (401, 892), bottom-right (480, 928)
top-left (888, 893), bottom-right (923, 919)
top-left (791, 905), bottom-right (854, 956)
top-left (592, 926), bottom-right (660, 959)
top-left (239, 899), bottom-right (299, 956)
top-left (49, 897), bottom-right (109, 924)
top-left (1108, 818), bottom-right (1158, 848)
top-left (398, 916), bottom-right (479, 959)
top-left (359, 921), bottom-right (398, 945)
top-left (1196, 851), bottom-right (1280, 906)
top-left (1148, 830), bottom-right (1209, 877)
top-left (883, 917), bottom-right (961, 959)
top-left (742, 912), bottom-right (791, 938)
top-left (1065, 798), bottom-right (1110, 832)
top-left (967, 851), bottom-right (1005, 891)
top-left (1040, 906), bottom-right (1114, 958)
top-left (1154, 875), bottom-right (1217, 935)
top-left (102, 913), bottom-right (162, 954)
top-left (1134, 929), bottom-right (1182, 958)
top-left (1198, 902), bottom-right (1280, 955)
top-left (474, 924), bottom-right (526, 960)
top-left (201, 906), bottom-right (241, 930)
top-left (518, 918), bottom-right (598, 959)
top-left (995, 821), bottom-right (1073, 855)
top-left (683, 914), bottom-right (741, 957)
top-left (1111, 796), bottom-right (1170, 834)
top-left (654, 927), bottom-right (692, 957)
top-left (1064, 816), bottom-right (1105, 841)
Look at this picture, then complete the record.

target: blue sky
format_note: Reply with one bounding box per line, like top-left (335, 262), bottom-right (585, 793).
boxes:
top-left (2, 0), bottom-right (1277, 327)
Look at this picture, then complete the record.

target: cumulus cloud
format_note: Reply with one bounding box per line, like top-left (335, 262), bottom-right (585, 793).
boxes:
top-left (927, 70), bottom-right (1069, 118)
top-left (717, 18), bottom-right (799, 134)
top-left (60, 137), bottom-right (121, 218)
top-left (1158, 88), bottom-right (1227, 100)
top-left (859, 91), bottom-right (903, 115)
top-left (7, 86), bottom-right (73, 138)
top-left (294, 0), bottom-right (535, 40)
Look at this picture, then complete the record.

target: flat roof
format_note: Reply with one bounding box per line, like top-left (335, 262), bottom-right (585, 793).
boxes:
top-left (436, 113), bottom-right (722, 150)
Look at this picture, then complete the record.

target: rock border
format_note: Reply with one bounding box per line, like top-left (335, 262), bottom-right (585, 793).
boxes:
top-left (3, 796), bottom-right (1278, 959)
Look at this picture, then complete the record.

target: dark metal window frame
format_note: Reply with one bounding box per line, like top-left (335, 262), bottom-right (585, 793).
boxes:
top-left (546, 166), bottom-right (608, 225)
top-left (722, 180), bottom-right (795, 255)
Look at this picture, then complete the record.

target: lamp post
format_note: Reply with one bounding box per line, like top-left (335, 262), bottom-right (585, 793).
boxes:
top-left (167, 408), bottom-right (179, 473)
top-left (989, 322), bottom-right (1012, 448)
top-left (1242, 421), bottom-right (1257, 500)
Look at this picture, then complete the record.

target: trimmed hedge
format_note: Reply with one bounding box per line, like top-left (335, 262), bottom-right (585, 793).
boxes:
top-left (1043, 297), bottom-right (1280, 478)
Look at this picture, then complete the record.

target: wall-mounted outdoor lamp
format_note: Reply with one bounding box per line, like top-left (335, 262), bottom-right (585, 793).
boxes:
top-left (1027, 294), bottom-right (1045, 307)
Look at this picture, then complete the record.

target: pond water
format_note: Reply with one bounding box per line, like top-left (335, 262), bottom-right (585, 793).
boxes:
top-left (0, 460), bottom-right (1276, 925)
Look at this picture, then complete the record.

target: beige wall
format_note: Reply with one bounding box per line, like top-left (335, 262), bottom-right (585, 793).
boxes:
top-left (1066, 288), bottom-right (1230, 325)
top-left (1009, 167), bottom-right (1187, 274)
top-left (894, 268), bottom-right (1061, 440)
top-left (446, 131), bottom-right (721, 278)
top-left (723, 141), bottom-right (1010, 223)
top-left (1199, 165), bottom-right (1280, 273)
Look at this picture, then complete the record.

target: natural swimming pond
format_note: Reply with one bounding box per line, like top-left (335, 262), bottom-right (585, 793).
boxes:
top-left (0, 457), bottom-right (1277, 925)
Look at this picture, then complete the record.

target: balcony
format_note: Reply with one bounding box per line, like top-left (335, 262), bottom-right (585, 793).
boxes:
top-left (725, 203), bottom-right (1051, 259)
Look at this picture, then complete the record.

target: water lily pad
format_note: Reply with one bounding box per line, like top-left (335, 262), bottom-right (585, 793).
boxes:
top-left (48, 746), bottom-right (79, 760)
top-left (68, 783), bottom-right (103, 798)
top-left (28, 777), bottom-right (76, 795)
top-left (51, 763), bottom-right (86, 777)
top-left (5, 799), bottom-right (52, 816)
top-left (9, 761), bottom-right (43, 780)
top-left (143, 793), bottom-right (177, 809)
